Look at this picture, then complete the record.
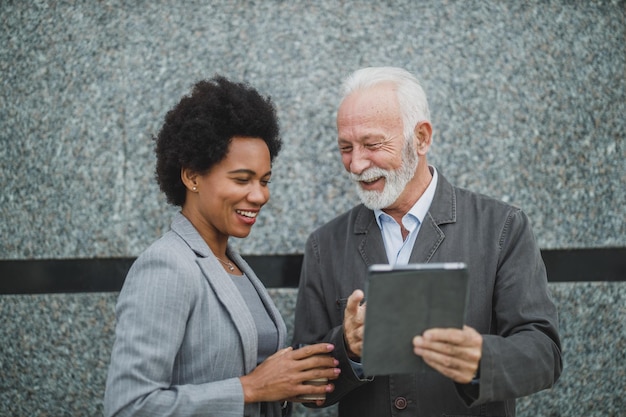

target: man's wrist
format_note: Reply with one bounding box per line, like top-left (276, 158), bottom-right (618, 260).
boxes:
top-left (342, 334), bottom-right (361, 360)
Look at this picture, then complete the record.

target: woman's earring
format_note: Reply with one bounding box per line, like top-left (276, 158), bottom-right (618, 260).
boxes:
top-left (192, 186), bottom-right (197, 192)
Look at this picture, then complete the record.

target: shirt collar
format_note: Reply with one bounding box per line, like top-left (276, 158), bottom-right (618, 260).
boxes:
top-left (374, 166), bottom-right (438, 229)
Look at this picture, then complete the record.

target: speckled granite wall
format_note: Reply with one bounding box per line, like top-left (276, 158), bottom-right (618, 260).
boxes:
top-left (1, 1), bottom-right (624, 259)
top-left (1, 1), bottom-right (624, 416)
top-left (1, 284), bottom-right (624, 416)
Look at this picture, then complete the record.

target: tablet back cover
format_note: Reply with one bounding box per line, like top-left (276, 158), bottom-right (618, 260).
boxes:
top-left (361, 263), bottom-right (468, 376)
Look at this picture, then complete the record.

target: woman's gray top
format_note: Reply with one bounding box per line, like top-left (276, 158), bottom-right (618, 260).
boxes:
top-left (231, 273), bottom-right (279, 364)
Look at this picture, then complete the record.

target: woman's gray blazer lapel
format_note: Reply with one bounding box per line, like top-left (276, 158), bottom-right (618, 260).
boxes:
top-left (171, 212), bottom-right (288, 376)
top-left (171, 213), bottom-right (258, 374)
top-left (196, 256), bottom-right (259, 373)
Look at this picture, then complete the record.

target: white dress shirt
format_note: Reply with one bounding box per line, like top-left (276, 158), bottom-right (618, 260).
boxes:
top-left (374, 166), bottom-right (438, 265)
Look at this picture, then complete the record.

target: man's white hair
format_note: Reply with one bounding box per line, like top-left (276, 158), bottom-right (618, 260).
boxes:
top-left (340, 66), bottom-right (431, 143)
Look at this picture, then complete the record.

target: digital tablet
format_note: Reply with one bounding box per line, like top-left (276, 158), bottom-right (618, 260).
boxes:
top-left (361, 262), bottom-right (469, 376)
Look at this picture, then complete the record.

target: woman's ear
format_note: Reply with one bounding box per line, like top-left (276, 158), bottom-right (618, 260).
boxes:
top-left (181, 167), bottom-right (198, 192)
top-left (413, 121), bottom-right (433, 155)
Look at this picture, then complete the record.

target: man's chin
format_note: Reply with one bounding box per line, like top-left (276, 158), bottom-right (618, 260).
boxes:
top-left (357, 190), bottom-right (387, 210)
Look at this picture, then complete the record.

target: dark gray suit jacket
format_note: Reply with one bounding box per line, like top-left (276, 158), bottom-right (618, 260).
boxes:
top-left (293, 171), bottom-right (562, 417)
top-left (104, 213), bottom-right (288, 417)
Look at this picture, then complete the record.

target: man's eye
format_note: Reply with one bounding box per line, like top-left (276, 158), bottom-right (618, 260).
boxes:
top-left (365, 142), bottom-right (383, 149)
top-left (339, 146), bottom-right (353, 153)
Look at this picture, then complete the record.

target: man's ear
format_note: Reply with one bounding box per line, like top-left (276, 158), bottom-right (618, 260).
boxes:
top-left (181, 167), bottom-right (198, 192)
top-left (413, 121), bottom-right (433, 155)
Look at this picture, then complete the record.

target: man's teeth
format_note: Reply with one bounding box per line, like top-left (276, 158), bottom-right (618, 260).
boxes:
top-left (362, 177), bottom-right (382, 184)
top-left (236, 210), bottom-right (257, 218)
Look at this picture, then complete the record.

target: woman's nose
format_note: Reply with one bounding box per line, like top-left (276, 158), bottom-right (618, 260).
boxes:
top-left (248, 183), bottom-right (269, 204)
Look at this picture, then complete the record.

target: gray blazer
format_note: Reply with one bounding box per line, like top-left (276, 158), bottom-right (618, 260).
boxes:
top-left (104, 213), bottom-right (288, 417)
top-left (293, 171), bottom-right (562, 417)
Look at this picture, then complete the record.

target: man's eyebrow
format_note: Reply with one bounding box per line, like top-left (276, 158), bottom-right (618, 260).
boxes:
top-left (339, 135), bottom-right (375, 142)
top-left (338, 135), bottom-right (390, 143)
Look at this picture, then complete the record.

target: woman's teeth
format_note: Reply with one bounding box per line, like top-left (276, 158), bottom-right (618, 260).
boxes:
top-left (236, 210), bottom-right (257, 218)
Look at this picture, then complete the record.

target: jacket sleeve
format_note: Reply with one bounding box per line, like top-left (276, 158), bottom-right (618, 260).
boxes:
top-left (103, 247), bottom-right (245, 417)
top-left (457, 208), bottom-right (563, 406)
top-left (292, 232), bottom-right (371, 407)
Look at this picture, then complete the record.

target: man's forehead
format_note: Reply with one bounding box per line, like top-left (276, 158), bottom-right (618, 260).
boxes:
top-left (342, 83), bottom-right (396, 104)
top-left (339, 84), bottom-right (398, 117)
top-left (338, 97), bottom-right (401, 129)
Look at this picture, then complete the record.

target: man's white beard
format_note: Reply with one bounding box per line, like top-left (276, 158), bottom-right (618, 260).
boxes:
top-left (350, 142), bottom-right (419, 210)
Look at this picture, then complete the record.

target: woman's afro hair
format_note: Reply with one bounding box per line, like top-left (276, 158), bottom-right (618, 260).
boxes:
top-left (154, 76), bottom-right (282, 206)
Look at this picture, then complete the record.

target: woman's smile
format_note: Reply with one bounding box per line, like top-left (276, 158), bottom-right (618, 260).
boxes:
top-left (236, 208), bottom-right (259, 225)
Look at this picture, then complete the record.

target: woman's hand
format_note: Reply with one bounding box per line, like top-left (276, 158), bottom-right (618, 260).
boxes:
top-left (239, 343), bottom-right (341, 405)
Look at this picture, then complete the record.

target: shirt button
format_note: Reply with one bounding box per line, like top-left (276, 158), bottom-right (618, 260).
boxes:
top-left (394, 396), bottom-right (408, 410)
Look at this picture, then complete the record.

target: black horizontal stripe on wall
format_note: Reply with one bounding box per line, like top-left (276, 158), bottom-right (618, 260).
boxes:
top-left (0, 248), bottom-right (624, 295)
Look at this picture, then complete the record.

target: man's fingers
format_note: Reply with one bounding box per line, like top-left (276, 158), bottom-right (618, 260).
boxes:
top-left (414, 336), bottom-right (480, 361)
top-left (345, 289), bottom-right (365, 316)
top-left (422, 356), bottom-right (475, 384)
top-left (343, 289), bottom-right (366, 358)
top-left (422, 328), bottom-right (464, 343)
top-left (413, 326), bottom-right (481, 383)
top-left (420, 326), bottom-right (481, 348)
top-left (413, 342), bottom-right (478, 383)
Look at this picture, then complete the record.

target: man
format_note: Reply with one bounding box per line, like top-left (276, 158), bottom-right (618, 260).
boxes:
top-left (292, 67), bottom-right (562, 416)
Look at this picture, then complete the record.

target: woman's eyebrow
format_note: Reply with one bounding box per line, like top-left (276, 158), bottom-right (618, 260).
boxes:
top-left (228, 168), bottom-right (272, 177)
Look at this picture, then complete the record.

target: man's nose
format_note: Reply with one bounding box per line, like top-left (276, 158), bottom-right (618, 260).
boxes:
top-left (349, 147), bottom-right (371, 175)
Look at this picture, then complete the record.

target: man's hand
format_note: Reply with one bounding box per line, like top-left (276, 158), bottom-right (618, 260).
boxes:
top-left (343, 289), bottom-right (366, 359)
top-left (413, 325), bottom-right (482, 384)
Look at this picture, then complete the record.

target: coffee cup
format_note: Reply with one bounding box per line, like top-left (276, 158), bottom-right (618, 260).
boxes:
top-left (293, 344), bottom-right (329, 402)
top-left (298, 376), bottom-right (328, 401)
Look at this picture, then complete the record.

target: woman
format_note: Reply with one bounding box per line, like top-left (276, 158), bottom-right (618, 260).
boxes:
top-left (104, 76), bottom-right (339, 417)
